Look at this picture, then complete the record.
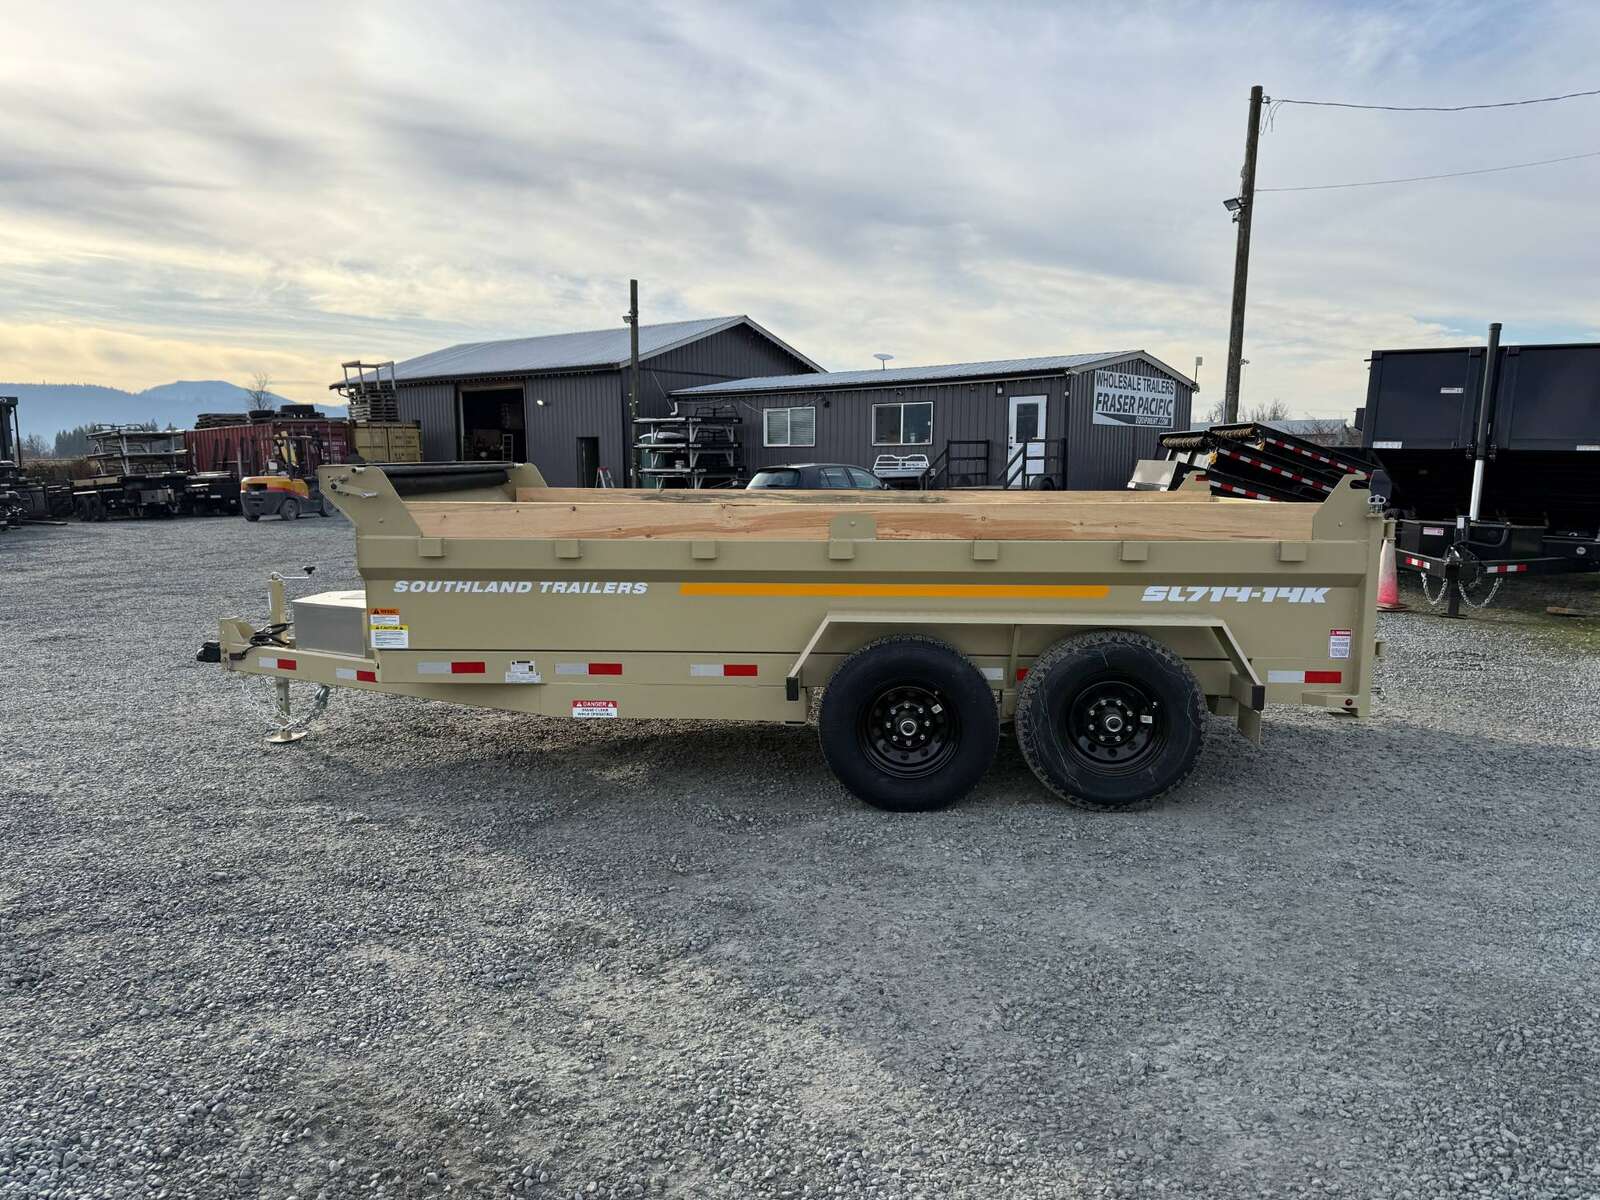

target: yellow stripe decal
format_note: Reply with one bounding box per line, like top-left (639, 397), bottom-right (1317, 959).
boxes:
top-left (678, 582), bottom-right (1111, 599)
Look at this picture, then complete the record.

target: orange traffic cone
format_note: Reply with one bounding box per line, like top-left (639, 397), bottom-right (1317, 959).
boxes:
top-left (1377, 538), bottom-right (1408, 611)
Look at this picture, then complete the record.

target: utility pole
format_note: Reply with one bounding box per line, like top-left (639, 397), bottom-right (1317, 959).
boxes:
top-left (1224, 84), bottom-right (1264, 425)
top-left (626, 279), bottom-right (640, 487)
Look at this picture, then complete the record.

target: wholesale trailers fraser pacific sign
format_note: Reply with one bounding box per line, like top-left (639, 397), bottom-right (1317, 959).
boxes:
top-left (1092, 370), bottom-right (1177, 429)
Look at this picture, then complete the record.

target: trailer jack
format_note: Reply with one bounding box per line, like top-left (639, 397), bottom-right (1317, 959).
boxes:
top-left (267, 681), bottom-right (331, 745)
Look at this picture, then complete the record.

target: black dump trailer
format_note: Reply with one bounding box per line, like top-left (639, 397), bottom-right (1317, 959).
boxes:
top-left (0, 396), bottom-right (25, 530)
top-left (1361, 327), bottom-right (1600, 612)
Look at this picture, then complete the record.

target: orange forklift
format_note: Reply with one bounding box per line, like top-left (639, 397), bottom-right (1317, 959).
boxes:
top-left (240, 430), bottom-right (337, 521)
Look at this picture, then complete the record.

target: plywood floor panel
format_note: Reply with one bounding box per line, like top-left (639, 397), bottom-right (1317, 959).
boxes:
top-left (409, 499), bottom-right (1313, 542)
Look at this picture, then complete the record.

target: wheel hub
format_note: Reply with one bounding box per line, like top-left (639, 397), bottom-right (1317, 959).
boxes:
top-left (858, 684), bottom-right (960, 778)
top-left (1065, 678), bottom-right (1163, 771)
top-left (1087, 697), bottom-right (1136, 745)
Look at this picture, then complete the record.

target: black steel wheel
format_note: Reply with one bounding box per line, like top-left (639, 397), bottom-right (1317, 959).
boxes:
top-left (278, 497), bottom-right (301, 521)
top-left (1063, 678), bottom-right (1166, 773)
top-left (857, 683), bottom-right (962, 779)
top-left (1016, 630), bottom-right (1206, 811)
top-left (819, 635), bottom-right (998, 812)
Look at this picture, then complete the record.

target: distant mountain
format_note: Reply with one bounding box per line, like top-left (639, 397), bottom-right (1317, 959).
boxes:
top-left (1, 380), bottom-right (341, 442)
top-left (138, 380), bottom-right (301, 409)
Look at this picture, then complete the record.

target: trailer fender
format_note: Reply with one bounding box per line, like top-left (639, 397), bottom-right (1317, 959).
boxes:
top-left (784, 609), bottom-right (1265, 743)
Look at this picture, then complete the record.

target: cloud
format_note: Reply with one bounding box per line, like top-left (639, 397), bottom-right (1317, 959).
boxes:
top-left (0, 0), bottom-right (1596, 413)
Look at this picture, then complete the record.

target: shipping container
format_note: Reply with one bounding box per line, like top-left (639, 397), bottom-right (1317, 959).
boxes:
top-left (185, 418), bottom-right (355, 478)
top-left (351, 421), bottom-right (423, 463)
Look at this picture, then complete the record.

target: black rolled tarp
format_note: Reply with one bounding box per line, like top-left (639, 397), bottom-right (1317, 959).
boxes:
top-left (371, 461), bottom-right (513, 496)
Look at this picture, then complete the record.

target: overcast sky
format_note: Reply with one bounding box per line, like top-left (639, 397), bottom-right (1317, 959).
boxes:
top-left (1, 0), bottom-right (1597, 415)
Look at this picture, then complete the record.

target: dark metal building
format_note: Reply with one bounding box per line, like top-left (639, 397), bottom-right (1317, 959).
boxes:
top-left (673, 351), bottom-right (1195, 488)
top-left (361, 317), bottom-right (820, 487)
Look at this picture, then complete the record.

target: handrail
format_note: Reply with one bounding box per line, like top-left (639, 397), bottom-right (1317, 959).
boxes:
top-left (927, 438), bottom-right (991, 489)
top-left (1001, 438), bottom-right (1066, 489)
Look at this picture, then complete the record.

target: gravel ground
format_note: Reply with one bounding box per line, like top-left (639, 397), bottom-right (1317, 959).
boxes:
top-left (3, 516), bottom-right (1599, 1200)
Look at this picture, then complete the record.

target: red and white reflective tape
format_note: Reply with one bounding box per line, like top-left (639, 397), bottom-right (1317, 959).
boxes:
top-left (1402, 556), bottom-right (1524, 575)
top-left (1267, 669), bottom-right (1343, 685)
top-left (1260, 435), bottom-right (1363, 474)
top-left (555, 662), bottom-right (623, 676)
top-left (335, 667), bottom-right (378, 683)
top-left (417, 661), bottom-right (486, 675)
top-left (1216, 447), bottom-right (1333, 492)
top-left (979, 666), bottom-right (1030, 683)
top-left (257, 656), bottom-right (297, 671)
top-left (689, 663), bottom-right (758, 677)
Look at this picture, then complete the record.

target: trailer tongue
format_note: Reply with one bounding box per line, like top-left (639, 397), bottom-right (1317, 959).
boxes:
top-left (203, 462), bottom-right (1383, 812)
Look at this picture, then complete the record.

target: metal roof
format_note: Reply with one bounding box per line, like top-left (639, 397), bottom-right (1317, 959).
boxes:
top-left (673, 350), bottom-right (1197, 396)
top-left (1266, 419), bottom-right (1352, 434)
top-left (348, 316), bottom-right (822, 386)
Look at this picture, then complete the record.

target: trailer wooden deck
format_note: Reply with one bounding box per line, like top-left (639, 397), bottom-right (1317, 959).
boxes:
top-left (406, 487), bottom-right (1313, 542)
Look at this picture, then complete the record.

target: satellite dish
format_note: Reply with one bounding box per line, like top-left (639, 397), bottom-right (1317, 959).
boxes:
top-left (873, 353), bottom-right (895, 370)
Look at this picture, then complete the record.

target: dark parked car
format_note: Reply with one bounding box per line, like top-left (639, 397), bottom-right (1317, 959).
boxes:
top-left (747, 463), bottom-right (889, 490)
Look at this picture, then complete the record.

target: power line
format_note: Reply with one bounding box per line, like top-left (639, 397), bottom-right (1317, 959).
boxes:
top-left (1258, 148), bottom-right (1600, 193)
top-left (1271, 87), bottom-right (1600, 112)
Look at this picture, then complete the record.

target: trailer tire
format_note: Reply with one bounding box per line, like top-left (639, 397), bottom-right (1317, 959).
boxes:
top-left (279, 497), bottom-right (301, 521)
top-left (819, 635), bottom-right (999, 812)
top-left (1016, 630), bottom-right (1206, 812)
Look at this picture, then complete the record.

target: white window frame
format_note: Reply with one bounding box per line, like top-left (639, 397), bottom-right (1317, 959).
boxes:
top-left (871, 400), bottom-right (934, 447)
top-left (763, 405), bottom-right (816, 448)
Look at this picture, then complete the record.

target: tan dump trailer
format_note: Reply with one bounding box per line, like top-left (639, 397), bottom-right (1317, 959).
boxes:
top-left (201, 461), bottom-right (1384, 812)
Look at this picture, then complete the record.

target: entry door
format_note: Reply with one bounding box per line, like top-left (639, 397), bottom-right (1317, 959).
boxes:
top-left (1007, 395), bottom-right (1046, 488)
top-left (576, 437), bottom-right (600, 487)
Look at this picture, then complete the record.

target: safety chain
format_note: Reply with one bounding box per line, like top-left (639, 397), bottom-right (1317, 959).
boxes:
top-left (233, 674), bottom-right (333, 735)
top-left (1455, 575), bottom-right (1503, 610)
top-left (1420, 569), bottom-right (1448, 609)
top-left (1418, 550), bottom-right (1503, 611)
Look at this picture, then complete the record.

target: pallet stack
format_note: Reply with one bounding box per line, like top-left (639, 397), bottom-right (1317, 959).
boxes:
top-left (339, 361), bottom-right (401, 423)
